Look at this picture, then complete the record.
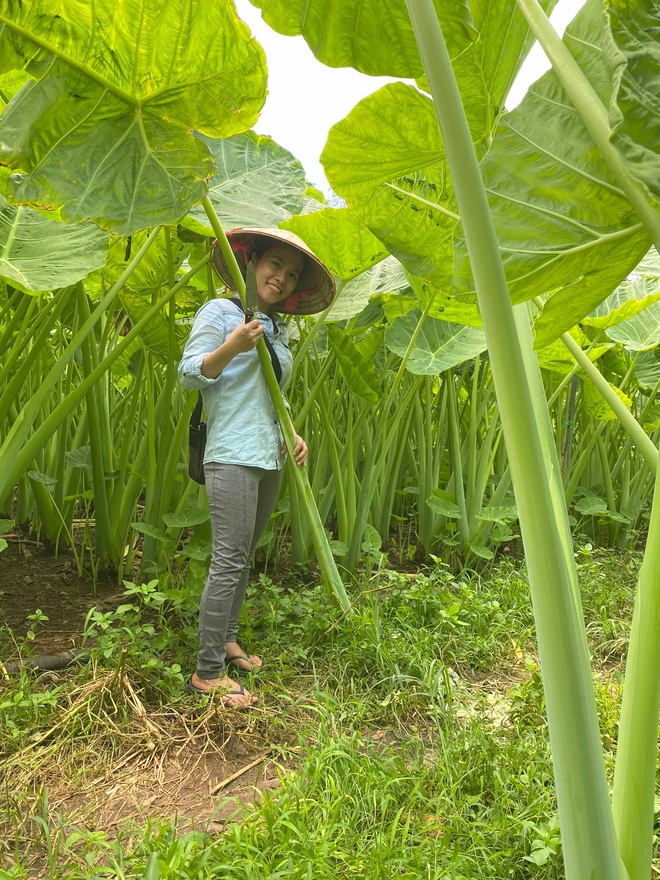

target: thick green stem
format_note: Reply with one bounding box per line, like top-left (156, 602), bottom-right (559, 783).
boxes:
top-left (290, 283), bottom-right (347, 384)
top-left (76, 283), bottom-right (113, 561)
top-left (344, 300), bottom-right (434, 569)
top-left (108, 355), bottom-right (146, 530)
top-left (0, 288), bottom-right (71, 426)
top-left (0, 228), bottom-right (161, 484)
top-left (446, 372), bottom-right (470, 550)
top-left (612, 456), bottom-right (660, 880)
top-left (0, 288), bottom-right (33, 358)
top-left (316, 384), bottom-right (348, 543)
top-left (405, 2), bottom-right (625, 877)
top-left (201, 198), bottom-right (350, 611)
top-left (345, 377), bottom-right (421, 571)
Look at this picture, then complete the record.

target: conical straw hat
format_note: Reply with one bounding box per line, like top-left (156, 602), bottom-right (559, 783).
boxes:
top-left (212, 227), bottom-right (336, 315)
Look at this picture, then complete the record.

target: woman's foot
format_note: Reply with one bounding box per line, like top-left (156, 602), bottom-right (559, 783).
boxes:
top-left (188, 672), bottom-right (258, 708)
top-left (225, 641), bottom-right (263, 673)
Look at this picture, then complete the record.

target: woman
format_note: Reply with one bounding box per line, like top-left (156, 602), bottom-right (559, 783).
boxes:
top-left (178, 228), bottom-right (336, 707)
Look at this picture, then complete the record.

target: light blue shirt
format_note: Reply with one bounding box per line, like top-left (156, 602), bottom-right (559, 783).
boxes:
top-left (178, 298), bottom-right (293, 470)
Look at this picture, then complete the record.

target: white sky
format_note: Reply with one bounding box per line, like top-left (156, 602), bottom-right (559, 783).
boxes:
top-left (234, 0), bottom-right (587, 194)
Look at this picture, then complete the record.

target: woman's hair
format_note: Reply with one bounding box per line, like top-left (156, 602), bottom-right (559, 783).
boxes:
top-left (249, 235), bottom-right (272, 260)
top-left (250, 237), bottom-right (308, 276)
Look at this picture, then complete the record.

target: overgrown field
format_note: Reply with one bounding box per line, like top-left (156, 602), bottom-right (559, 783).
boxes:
top-left (1, 1), bottom-right (660, 877)
top-left (0, 547), bottom-right (649, 879)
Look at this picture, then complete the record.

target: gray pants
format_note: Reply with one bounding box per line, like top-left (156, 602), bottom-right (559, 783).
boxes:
top-left (197, 462), bottom-right (282, 680)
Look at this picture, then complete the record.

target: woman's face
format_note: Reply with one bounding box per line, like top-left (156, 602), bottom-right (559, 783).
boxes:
top-left (253, 245), bottom-right (305, 313)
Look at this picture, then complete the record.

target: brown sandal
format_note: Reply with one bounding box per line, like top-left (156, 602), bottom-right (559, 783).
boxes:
top-left (186, 678), bottom-right (259, 707)
top-left (225, 653), bottom-right (263, 674)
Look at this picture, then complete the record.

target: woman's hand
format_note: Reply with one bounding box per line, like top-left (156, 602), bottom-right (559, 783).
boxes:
top-left (201, 317), bottom-right (263, 378)
top-left (227, 317), bottom-right (264, 352)
top-left (284, 417), bottom-right (308, 466)
top-left (289, 433), bottom-right (308, 467)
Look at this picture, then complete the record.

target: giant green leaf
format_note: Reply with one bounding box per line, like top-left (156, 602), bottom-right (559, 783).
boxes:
top-left (183, 132), bottom-right (306, 235)
top-left (636, 247), bottom-right (660, 276)
top-left (117, 289), bottom-right (180, 364)
top-left (320, 1), bottom-right (561, 283)
top-left (385, 308), bottom-right (486, 374)
top-left (417, 0), bottom-right (560, 144)
top-left (634, 349), bottom-right (660, 388)
top-left (85, 228), bottom-right (190, 301)
top-left (458, 0), bottom-right (559, 121)
top-left (0, 68), bottom-right (27, 110)
top-left (408, 274), bottom-right (482, 327)
top-left (0, 0), bottom-right (267, 233)
top-left (533, 235), bottom-right (650, 348)
top-left (247, 0), bottom-right (476, 77)
top-left (582, 378), bottom-right (632, 419)
top-left (605, 0), bottom-right (660, 204)
top-left (584, 277), bottom-right (660, 330)
top-left (536, 334), bottom-right (612, 374)
top-left (604, 300), bottom-right (660, 350)
top-left (326, 324), bottom-right (382, 403)
top-left (280, 208), bottom-right (388, 280)
top-left (0, 193), bottom-right (109, 291)
top-left (322, 83), bottom-right (457, 286)
top-left (323, 84), bottom-right (446, 197)
top-left (380, 278), bottom-right (483, 326)
top-left (453, 0), bottom-right (651, 347)
top-left (327, 256), bottom-right (409, 323)
top-left (354, 329), bottom-right (384, 366)
top-left (110, 337), bottom-right (143, 381)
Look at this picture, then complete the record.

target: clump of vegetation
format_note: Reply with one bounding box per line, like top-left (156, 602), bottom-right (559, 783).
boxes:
top-left (1, 1), bottom-right (659, 878)
top-left (0, 550), bottom-right (647, 878)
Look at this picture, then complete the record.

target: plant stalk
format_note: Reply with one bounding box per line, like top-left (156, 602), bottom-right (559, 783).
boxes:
top-left (405, 1), bottom-right (626, 877)
top-left (536, 298), bottom-right (659, 469)
top-left (612, 453), bottom-right (660, 880)
top-left (201, 198), bottom-right (350, 611)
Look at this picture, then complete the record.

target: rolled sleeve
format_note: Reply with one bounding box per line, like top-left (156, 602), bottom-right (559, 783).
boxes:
top-left (178, 300), bottom-right (229, 389)
top-left (178, 353), bottom-right (219, 389)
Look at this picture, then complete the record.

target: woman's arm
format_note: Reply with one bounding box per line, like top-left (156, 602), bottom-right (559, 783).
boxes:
top-left (179, 300), bottom-right (264, 389)
top-left (201, 319), bottom-right (264, 378)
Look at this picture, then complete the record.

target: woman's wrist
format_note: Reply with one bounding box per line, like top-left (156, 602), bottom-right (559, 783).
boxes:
top-left (201, 337), bottom-right (240, 378)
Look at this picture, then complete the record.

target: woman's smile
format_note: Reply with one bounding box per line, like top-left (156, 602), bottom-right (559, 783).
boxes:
top-left (255, 245), bottom-right (305, 312)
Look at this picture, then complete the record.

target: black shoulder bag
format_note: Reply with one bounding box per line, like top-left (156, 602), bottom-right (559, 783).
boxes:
top-left (188, 299), bottom-right (283, 484)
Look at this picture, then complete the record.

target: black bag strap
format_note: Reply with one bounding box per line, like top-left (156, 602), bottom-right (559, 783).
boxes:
top-left (190, 391), bottom-right (204, 428)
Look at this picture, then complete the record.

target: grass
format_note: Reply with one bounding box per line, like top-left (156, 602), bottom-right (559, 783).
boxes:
top-left (0, 546), bottom-right (652, 879)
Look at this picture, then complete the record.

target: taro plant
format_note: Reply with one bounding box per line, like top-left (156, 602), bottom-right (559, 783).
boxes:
top-left (1, 0), bottom-right (656, 585)
top-left (2, 5), bottom-right (660, 876)
top-left (248, 0), bottom-right (660, 877)
top-left (0, 0), bottom-right (352, 609)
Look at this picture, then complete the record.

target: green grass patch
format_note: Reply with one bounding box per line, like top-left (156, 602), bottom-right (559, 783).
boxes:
top-left (0, 550), bottom-right (649, 879)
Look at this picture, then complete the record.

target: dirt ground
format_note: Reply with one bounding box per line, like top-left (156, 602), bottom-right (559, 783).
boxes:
top-left (0, 538), bottom-right (286, 858)
top-left (0, 538), bottom-right (121, 655)
top-left (37, 724), bottom-right (287, 836)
